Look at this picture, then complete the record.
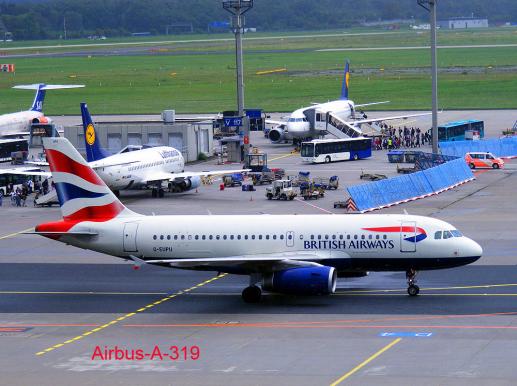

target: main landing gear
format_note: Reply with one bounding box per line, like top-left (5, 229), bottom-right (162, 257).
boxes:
top-left (151, 188), bottom-right (165, 198)
top-left (406, 268), bottom-right (420, 296)
top-left (242, 274), bottom-right (262, 303)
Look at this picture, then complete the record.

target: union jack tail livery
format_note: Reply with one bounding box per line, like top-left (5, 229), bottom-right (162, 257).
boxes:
top-left (35, 137), bottom-right (138, 236)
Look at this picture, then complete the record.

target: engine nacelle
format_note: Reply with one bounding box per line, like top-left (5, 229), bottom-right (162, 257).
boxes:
top-left (268, 126), bottom-right (286, 143)
top-left (170, 175), bottom-right (202, 193)
top-left (262, 266), bottom-right (337, 295)
top-left (31, 116), bottom-right (51, 124)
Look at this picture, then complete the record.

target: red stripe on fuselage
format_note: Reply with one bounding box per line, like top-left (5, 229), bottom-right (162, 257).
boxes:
top-left (45, 149), bottom-right (104, 186)
top-left (362, 226), bottom-right (426, 234)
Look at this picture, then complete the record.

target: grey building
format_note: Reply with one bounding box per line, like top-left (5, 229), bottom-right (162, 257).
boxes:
top-left (438, 17), bottom-right (488, 29)
top-left (65, 121), bottom-right (214, 163)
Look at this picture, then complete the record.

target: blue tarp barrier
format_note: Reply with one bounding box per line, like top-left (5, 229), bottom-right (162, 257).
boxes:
top-left (347, 157), bottom-right (474, 212)
top-left (440, 137), bottom-right (517, 158)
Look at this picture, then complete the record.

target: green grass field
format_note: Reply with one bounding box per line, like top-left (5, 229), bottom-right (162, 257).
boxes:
top-left (0, 28), bottom-right (516, 114)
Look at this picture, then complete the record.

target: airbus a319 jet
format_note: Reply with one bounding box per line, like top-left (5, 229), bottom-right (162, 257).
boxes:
top-left (31, 137), bottom-right (483, 303)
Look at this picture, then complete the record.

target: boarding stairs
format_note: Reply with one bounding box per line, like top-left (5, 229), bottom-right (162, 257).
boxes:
top-left (326, 112), bottom-right (363, 139)
top-left (34, 189), bottom-right (58, 207)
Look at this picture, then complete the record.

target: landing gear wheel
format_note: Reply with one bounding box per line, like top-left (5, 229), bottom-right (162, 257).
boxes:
top-left (158, 188), bottom-right (165, 198)
top-left (407, 284), bottom-right (420, 296)
top-left (406, 268), bottom-right (419, 296)
top-left (242, 286), bottom-right (262, 303)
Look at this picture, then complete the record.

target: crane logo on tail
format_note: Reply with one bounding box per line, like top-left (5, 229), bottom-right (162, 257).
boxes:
top-left (86, 124), bottom-right (96, 145)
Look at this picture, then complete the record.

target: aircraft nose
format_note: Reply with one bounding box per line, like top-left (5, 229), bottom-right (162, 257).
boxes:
top-left (465, 238), bottom-right (483, 258)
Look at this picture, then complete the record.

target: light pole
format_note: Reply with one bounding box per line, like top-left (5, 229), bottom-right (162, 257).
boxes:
top-left (418, 0), bottom-right (439, 153)
top-left (223, 0), bottom-right (253, 118)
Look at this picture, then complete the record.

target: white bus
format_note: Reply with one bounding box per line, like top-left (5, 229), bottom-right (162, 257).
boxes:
top-left (300, 138), bottom-right (372, 163)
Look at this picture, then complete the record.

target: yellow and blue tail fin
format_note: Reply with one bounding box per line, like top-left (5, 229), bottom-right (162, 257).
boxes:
top-left (81, 102), bottom-right (110, 162)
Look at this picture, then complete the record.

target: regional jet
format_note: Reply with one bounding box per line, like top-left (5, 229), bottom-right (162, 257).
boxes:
top-left (31, 136), bottom-right (483, 303)
top-left (0, 84), bottom-right (84, 137)
top-left (267, 61), bottom-right (431, 143)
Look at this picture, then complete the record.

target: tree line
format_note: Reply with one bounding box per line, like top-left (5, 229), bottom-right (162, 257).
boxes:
top-left (0, 0), bottom-right (515, 40)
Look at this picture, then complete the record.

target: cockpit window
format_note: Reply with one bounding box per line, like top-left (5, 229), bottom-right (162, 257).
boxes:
top-left (451, 230), bottom-right (462, 237)
top-left (443, 230), bottom-right (453, 239)
top-left (434, 231), bottom-right (442, 239)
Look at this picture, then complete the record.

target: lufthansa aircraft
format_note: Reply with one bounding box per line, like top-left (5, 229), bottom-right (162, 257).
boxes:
top-left (267, 61), bottom-right (431, 143)
top-left (0, 84), bottom-right (84, 137)
top-left (32, 137), bottom-right (483, 303)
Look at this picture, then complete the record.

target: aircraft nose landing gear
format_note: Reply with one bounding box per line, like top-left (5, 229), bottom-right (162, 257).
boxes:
top-left (242, 286), bottom-right (262, 303)
top-left (406, 268), bottom-right (420, 296)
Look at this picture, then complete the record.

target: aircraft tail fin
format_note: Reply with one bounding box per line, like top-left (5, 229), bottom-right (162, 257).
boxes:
top-left (81, 102), bottom-right (110, 162)
top-left (13, 84), bottom-right (85, 112)
top-left (36, 137), bottom-right (138, 234)
top-left (340, 60), bottom-right (350, 100)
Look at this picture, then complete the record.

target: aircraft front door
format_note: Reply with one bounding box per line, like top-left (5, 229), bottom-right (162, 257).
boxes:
top-left (400, 221), bottom-right (416, 253)
top-left (286, 231), bottom-right (295, 247)
top-left (123, 223), bottom-right (139, 253)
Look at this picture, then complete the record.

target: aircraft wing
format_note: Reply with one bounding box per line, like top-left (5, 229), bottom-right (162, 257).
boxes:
top-left (0, 168), bottom-right (51, 177)
top-left (144, 169), bottom-right (250, 184)
top-left (143, 250), bottom-right (350, 273)
top-left (346, 112), bottom-right (432, 126)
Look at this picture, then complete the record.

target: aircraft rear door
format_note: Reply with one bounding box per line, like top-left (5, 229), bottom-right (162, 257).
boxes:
top-left (400, 221), bottom-right (416, 252)
top-left (123, 222), bottom-right (139, 253)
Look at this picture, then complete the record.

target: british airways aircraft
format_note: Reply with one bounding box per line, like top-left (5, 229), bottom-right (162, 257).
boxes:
top-left (0, 84), bottom-right (84, 137)
top-left (32, 137), bottom-right (483, 303)
top-left (267, 61), bottom-right (431, 143)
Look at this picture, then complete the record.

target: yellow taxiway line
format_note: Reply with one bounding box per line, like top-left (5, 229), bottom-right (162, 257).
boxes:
top-left (330, 338), bottom-right (402, 385)
top-left (0, 227), bottom-right (34, 240)
top-left (35, 273), bottom-right (227, 356)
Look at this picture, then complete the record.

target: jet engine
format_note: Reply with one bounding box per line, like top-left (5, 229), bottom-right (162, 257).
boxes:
top-left (169, 175), bottom-right (202, 193)
top-left (268, 125), bottom-right (286, 143)
top-left (31, 116), bottom-right (51, 124)
top-left (262, 266), bottom-right (337, 295)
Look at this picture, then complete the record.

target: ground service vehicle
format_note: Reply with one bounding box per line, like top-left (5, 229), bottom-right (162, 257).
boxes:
top-left (313, 176), bottom-right (339, 190)
top-left (301, 137), bottom-right (372, 163)
top-left (438, 120), bottom-right (484, 142)
top-left (465, 152), bottom-right (504, 169)
top-left (300, 182), bottom-right (325, 200)
top-left (266, 180), bottom-right (297, 200)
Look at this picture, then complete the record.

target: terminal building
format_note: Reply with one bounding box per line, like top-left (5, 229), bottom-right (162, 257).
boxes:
top-left (438, 17), bottom-right (488, 29)
top-left (64, 117), bottom-right (214, 163)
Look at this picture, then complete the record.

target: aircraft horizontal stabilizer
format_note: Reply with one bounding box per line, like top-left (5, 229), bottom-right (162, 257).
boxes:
top-left (13, 84), bottom-right (85, 90)
top-left (23, 231), bottom-right (98, 236)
